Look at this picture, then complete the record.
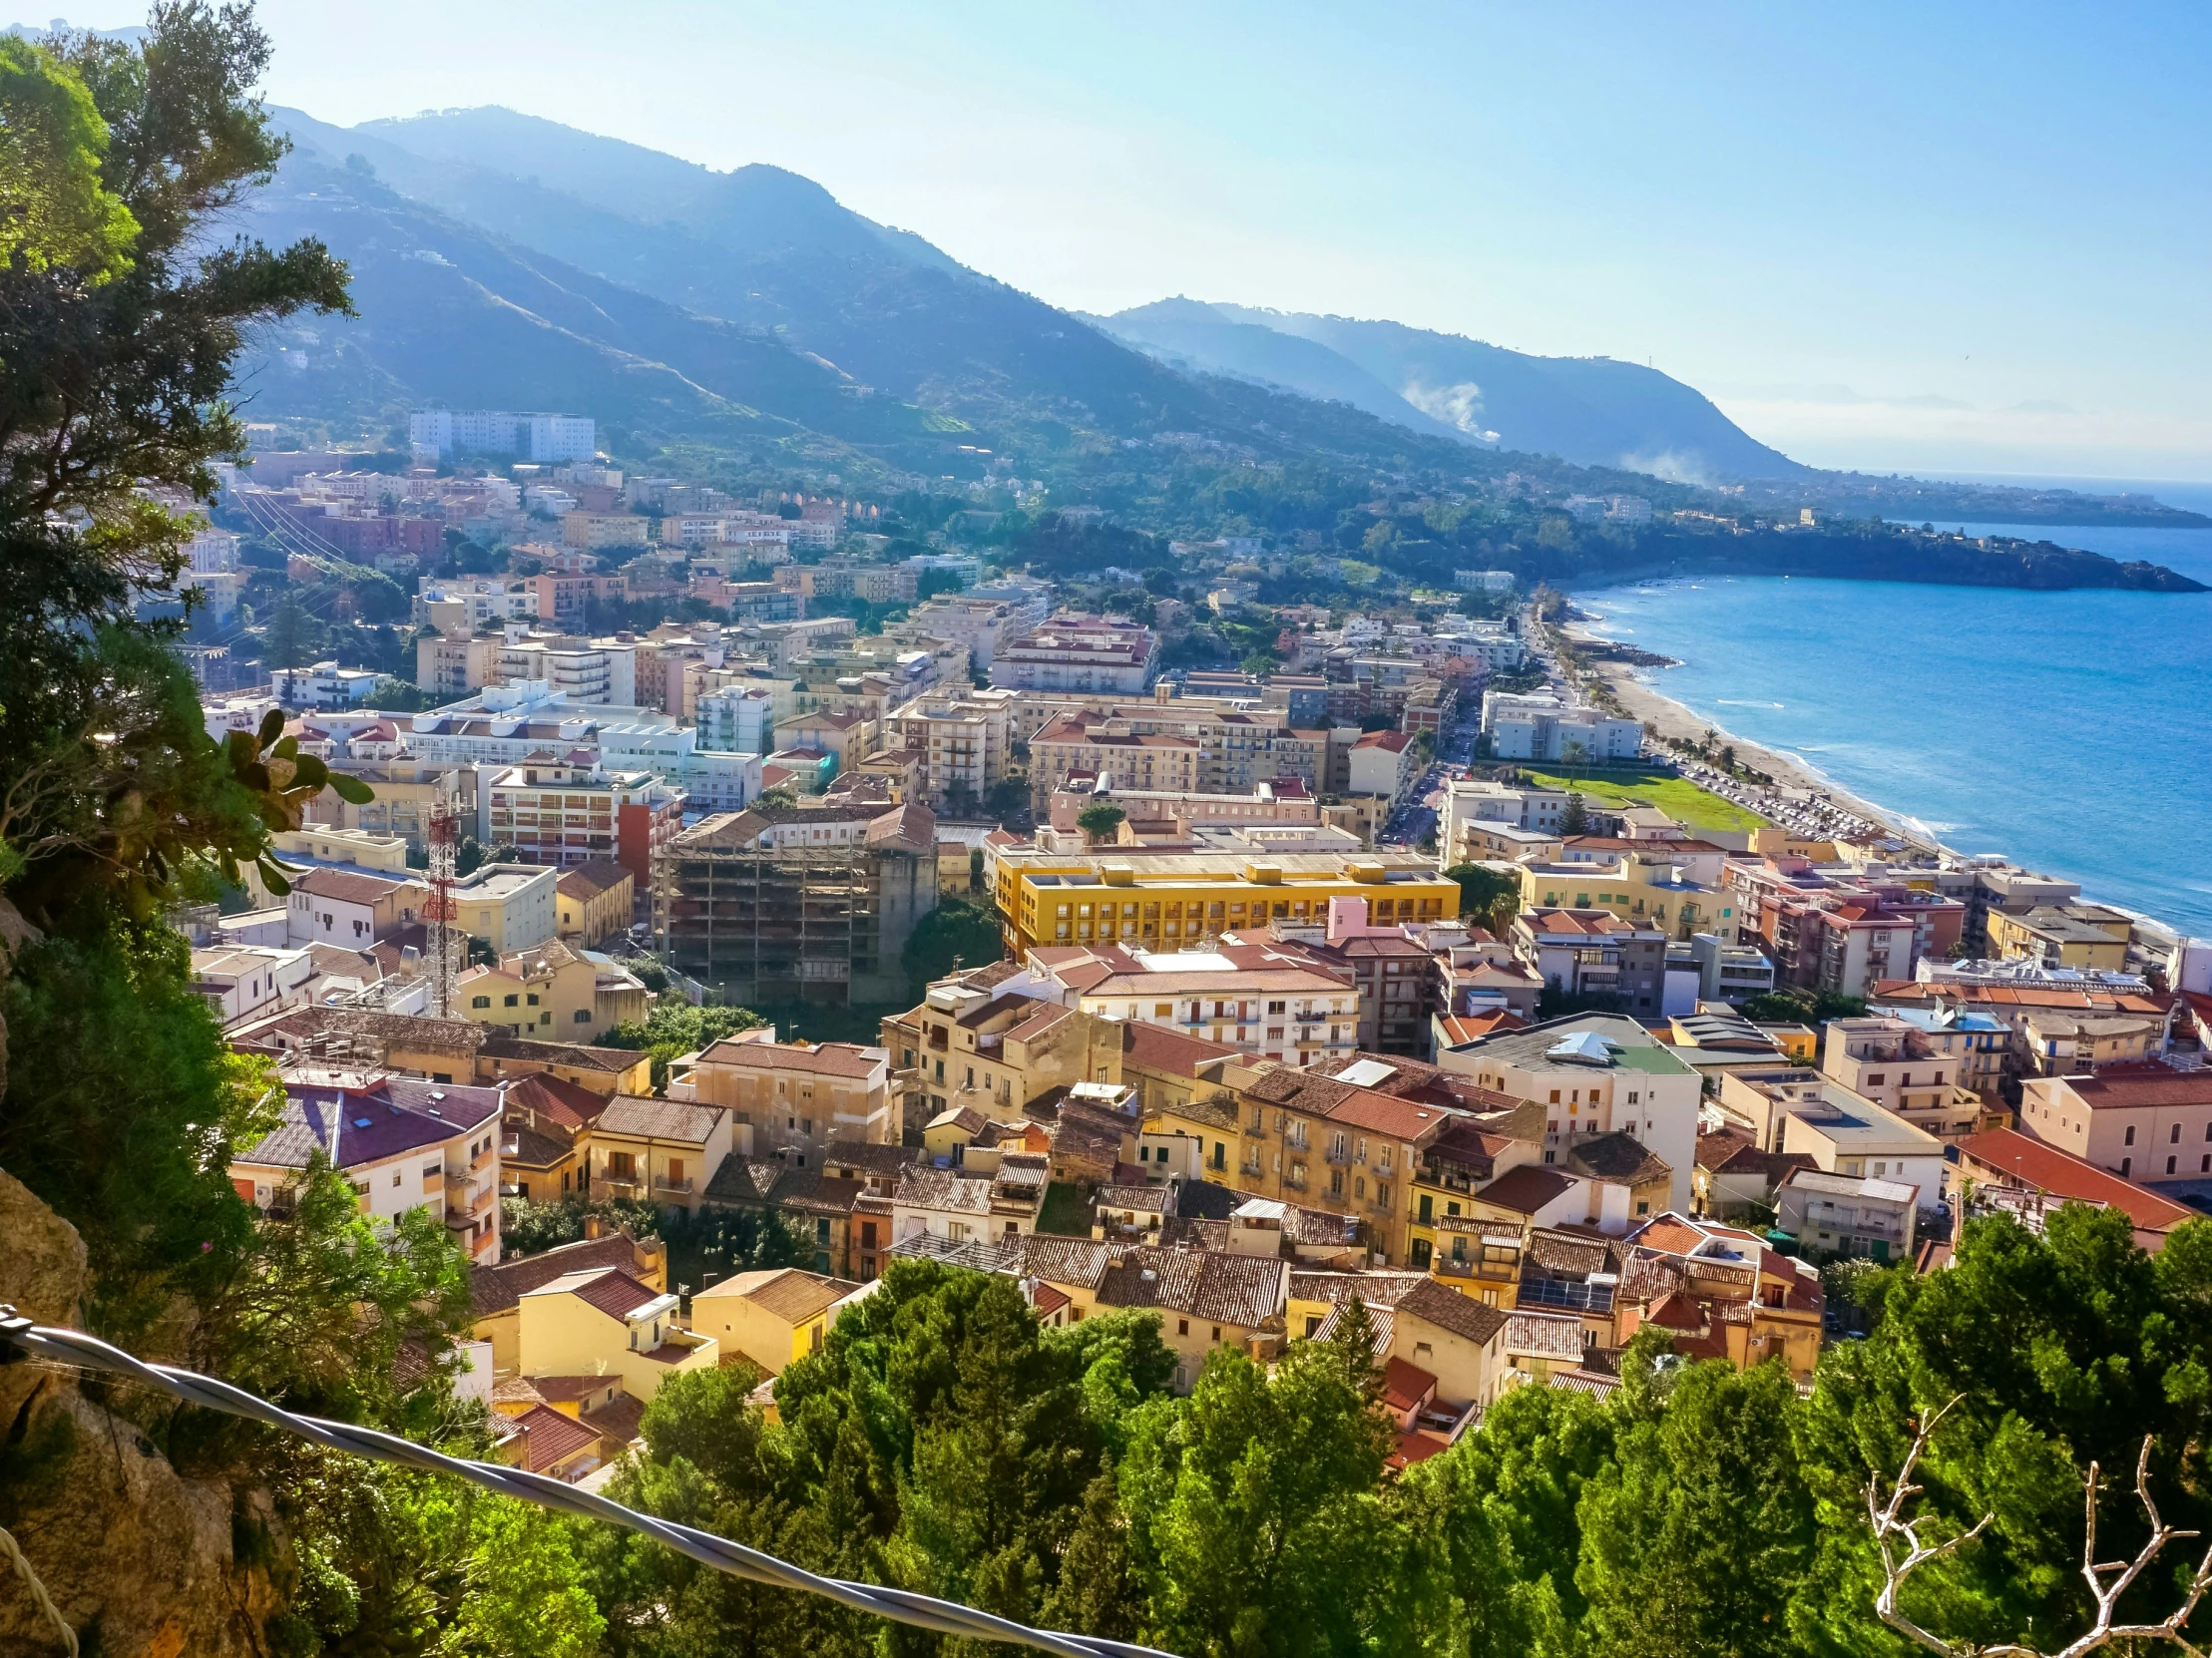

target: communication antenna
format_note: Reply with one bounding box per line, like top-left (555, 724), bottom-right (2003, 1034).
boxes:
top-left (427, 787), bottom-right (461, 1019)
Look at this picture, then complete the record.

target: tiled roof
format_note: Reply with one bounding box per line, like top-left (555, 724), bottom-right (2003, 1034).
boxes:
top-left (1958, 1126), bottom-right (2195, 1233)
top-left (556, 859), bottom-right (632, 899)
top-left (1096, 1247), bottom-right (1286, 1328)
top-left (582, 1391), bottom-right (647, 1448)
top-left (1014, 1235), bottom-right (1115, 1288)
top-left (819, 1141), bottom-right (930, 1179)
top-left (480, 1035), bottom-right (642, 1074)
top-left (1288, 1270), bottom-right (1431, 1307)
top-left (1504, 1309), bottom-right (1587, 1361)
top-left (595, 1094), bottom-right (725, 1145)
top-left (469, 1233), bottom-right (650, 1316)
top-left (525, 1266), bottom-right (667, 1323)
top-left (695, 1037), bottom-right (884, 1078)
top-left (894, 1166), bottom-right (996, 1215)
top-left (2060, 1065), bottom-right (2212, 1109)
top-left (295, 866), bottom-right (415, 906)
top-left (1526, 1228), bottom-right (1613, 1277)
top-left (506, 1404), bottom-right (598, 1473)
top-left (705, 1267), bottom-right (857, 1324)
top-left (1475, 1164), bottom-right (1576, 1215)
top-left (504, 1070), bottom-right (610, 1133)
top-left (1396, 1278), bottom-right (1510, 1345)
top-left (1564, 1131), bottom-right (1672, 1186)
top-left (1096, 1183), bottom-right (1169, 1213)
top-left (502, 1123), bottom-right (571, 1169)
top-left (1380, 1357), bottom-right (1438, 1413)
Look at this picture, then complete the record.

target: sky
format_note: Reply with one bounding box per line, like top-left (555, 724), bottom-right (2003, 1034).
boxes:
top-left (24, 3), bottom-right (2212, 482)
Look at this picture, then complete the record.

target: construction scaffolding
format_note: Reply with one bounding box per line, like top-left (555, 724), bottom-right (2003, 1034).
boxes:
top-left (655, 843), bottom-right (883, 1008)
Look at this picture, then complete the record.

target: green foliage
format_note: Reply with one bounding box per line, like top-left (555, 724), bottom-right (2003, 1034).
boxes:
top-left (1076, 801), bottom-right (1126, 843)
top-left (602, 998), bottom-right (767, 1091)
top-left (1558, 792), bottom-right (1589, 835)
top-left (0, 33), bottom-right (138, 280)
top-left (901, 895), bottom-right (1007, 996)
top-left (1120, 1328), bottom-right (1400, 1658)
top-left (1445, 862), bottom-right (1523, 932)
top-left (1741, 988), bottom-right (1866, 1025)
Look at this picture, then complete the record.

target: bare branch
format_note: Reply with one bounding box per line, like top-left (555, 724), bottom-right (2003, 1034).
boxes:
top-left (1870, 1422), bottom-right (2212, 1658)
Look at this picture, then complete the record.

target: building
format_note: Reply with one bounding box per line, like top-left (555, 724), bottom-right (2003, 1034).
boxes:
top-left (1775, 1167), bottom-right (1919, 1262)
top-left (1987, 903), bottom-right (2133, 972)
top-left (1818, 1015), bottom-right (1979, 1141)
top-left (449, 862), bottom-right (560, 955)
top-left (890, 1155), bottom-right (1050, 1247)
top-left (1512, 909), bottom-right (1668, 1011)
top-left (1346, 728), bottom-right (1418, 800)
top-left (286, 867), bottom-right (428, 947)
top-left (497, 1070), bottom-right (613, 1201)
top-left (881, 971), bottom-right (1126, 1132)
top-left (690, 1268), bottom-right (864, 1376)
top-left (1950, 1126), bottom-right (2197, 1251)
top-left (467, 1230), bottom-right (667, 1378)
top-left (655, 799), bottom-right (940, 1008)
top-left (458, 938), bottom-right (645, 1042)
top-left (555, 860), bottom-right (635, 948)
top-left (669, 1032), bottom-right (897, 1156)
top-left (885, 690), bottom-right (1016, 811)
top-left (1092, 1246), bottom-right (1289, 1394)
top-left (1480, 691), bottom-right (1641, 763)
top-left (989, 616), bottom-right (1157, 693)
top-left (1715, 1070), bottom-right (1947, 1197)
top-left (991, 846), bottom-right (1458, 958)
top-left (513, 1265), bottom-right (717, 1401)
top-left (1437, 1015), bottom-right (1705, 1214)
top-left (229, 1069), bottom-right (504, 1261)
top-left (1518, 854), bottom-right (1734, 944)
top-left (1612, 1213), bottom-right (1823, 1379)
top-left (1025, 937), bottom-right (1363, 1068)
top-left (480, 758), bottom-right (686, 892)
top-left (410, 409), bottom-right (596, 464)
top-left (585, 1094), bottom-right (738, 1214)
top-left (271, 660), bottom-right (379, 711)
top-left (2016, 1065), bottom-right (2212, 1184)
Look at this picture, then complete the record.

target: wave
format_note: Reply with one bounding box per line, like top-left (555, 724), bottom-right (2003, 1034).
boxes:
top-left (1717, 699), bottom-right (1785, 708)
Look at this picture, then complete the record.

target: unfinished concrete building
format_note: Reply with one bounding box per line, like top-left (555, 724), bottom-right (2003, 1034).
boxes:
top-left (655, 800), bottom-right (939, 1008)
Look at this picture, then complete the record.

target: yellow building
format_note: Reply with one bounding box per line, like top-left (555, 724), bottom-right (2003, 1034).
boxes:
top-left (1987, 904), bottom-right (2132, 972)
top-left (991, 848), bottom-right (1459, 957)
top-left (692, 1268), bottom-right (865, 1375)
top-left (459, 938), bottom-right (648, 1041)
top-left (470, 1233), bottom-right (670, 1380)
top-left (269, 825), bottom-right (411, 874)
top-left (514, 1264), bottom-right (718, 1401)
top-left (1517, 853), bottom-right (1735, 940)
top-left (556, 860), bottom-right (635, 948)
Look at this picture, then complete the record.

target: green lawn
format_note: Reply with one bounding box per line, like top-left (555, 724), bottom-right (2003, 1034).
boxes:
top-left (1519, 766), bottom-right (1768, 833)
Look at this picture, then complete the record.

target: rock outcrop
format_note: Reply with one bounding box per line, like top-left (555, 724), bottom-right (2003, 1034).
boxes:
top-left (0, 1168), bottom-right (287, 1657)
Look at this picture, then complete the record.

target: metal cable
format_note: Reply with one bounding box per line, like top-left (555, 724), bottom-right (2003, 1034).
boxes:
top-left (0, 1315), bottom-right (1173, 1658)
top-left (0, 1521), bottom-right (78, 1656)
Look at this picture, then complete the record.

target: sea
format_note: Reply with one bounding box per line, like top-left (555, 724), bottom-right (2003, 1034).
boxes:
top-left (1575, 478), bottom-right (2212, 938)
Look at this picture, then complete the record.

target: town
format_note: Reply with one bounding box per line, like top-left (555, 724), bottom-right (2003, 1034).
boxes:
top-left (161, 408), bottom-right (2212, 1491)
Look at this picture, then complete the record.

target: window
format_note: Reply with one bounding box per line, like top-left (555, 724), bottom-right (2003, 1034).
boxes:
top-left (2168, 1156), bottom-right (2179, 1175)
top-left (1177, 1318), bottom-right (1189, 1337)
top-left (390, 1171), bottom-right (401, 1187)
top-left (504, 994), bottom-right (519, 1008)
top-left (471, 996), bottom-right (490, 1009)
top-left (2125, 1125), bottom-right (2137, 1146)
top-left (1210, 1326), bottom-right (1221, 1343)
top-left (2174, 1123), bottom-right (2184, 1144)
top-left (1548, 1090), bottom-right (1560, 1104)
top-left (2123, 1156), bottom-right (2132, 1176)
top-left (574, 1009), bottom-right (592, 1023)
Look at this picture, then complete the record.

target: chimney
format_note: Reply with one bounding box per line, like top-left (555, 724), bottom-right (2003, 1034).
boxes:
top-left (584, 1214), bottom-right (605, 1240)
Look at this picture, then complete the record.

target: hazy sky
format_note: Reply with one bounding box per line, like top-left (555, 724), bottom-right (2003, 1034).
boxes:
top-left (27, 3), bottom-right (2212, 480)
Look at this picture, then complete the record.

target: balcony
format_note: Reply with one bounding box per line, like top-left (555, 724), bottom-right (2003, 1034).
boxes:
top-left (592, 1176), bottom-right (644, 1202)
top-left (654, 1174), bottom-right (695, 1196)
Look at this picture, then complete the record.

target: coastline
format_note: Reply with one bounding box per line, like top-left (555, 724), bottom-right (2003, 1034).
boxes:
top-left (1555, 613), bottom-right (1944, 858)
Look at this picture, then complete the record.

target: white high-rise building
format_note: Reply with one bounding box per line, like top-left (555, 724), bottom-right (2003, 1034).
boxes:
top-left (410, 409), bottom-right (597, 465)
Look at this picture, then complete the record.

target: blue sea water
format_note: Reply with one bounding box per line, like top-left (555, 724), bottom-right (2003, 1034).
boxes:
top-left (1577, 479), bottom-right (2212, 936)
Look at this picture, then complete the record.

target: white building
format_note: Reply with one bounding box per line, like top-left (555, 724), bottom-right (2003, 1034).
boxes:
top-left (1452, 570), bottom-right (1517, 593)
top-left (409, 409), bottom-right (596, 464)
top-left (272, 660), bottom-right (381, 711)
top-left (695, 684), bottom-right (777, 755)
top-left (1480, 691), bottom-right (1642, 763)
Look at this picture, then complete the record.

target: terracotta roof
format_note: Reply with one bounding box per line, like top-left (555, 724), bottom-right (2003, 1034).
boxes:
top-left (480, 1035), bottom-right (643, 1074)
top-left (894, 1165), bottom-right (996, 1214)
top-left (1526, 1228), bottom-right (1613, 1277)
top-left (2057, 1066), bottom-right (2212, 1109)
top-left (1390, 1428), bottom-right (1451, 1470)
top-left (556, 860), bottom-right (632, 899)
top-left (1380, 1356), bottom-right (1439, 1413)
top-left (1396, 1278), bottom-right (1510, 1345)
top-left (1121, 1020), bottom-right (1242, 1074)
top-left (526, 1266), bottom-right (668, 1322)
top-left (705, 1267), bottom-right (857, 1324)
top-left (595, 1093), bottom-right (725, 1144)
top-left (469, 1233), bottom-right (650, 1316)
top-left (1013, 1235), bottom-right (1115, 1289)
top-left (505, 1404), bottom-right (599, 1473)
top-left (521, 1374), bottom-right (619, 1404)
top-left (295, 866), bottom-right (416, 906)
top-left (1475, 1164), bottom-right (1576, 1216)
top-left (1288, 1270), bottom-right (1432, 1307)
top-left (504, 1070), bottom-right (610, 1133)
top-left (1353, 728), bottom-right (1413, 752)
top-left (1958, 1127), bottom-right (2195, 1235)
top-left (1096, 1247), bottom-right (1286, 1328)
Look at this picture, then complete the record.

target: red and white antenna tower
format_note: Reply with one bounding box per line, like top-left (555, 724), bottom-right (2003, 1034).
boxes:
top-left (427, 792), bottom-right (460, 1019)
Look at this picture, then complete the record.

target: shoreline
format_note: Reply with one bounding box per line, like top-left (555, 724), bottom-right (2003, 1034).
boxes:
top-left (1554, 611), bottom-right (1944, 859)
top-left (1559, 595), bottom-right (2194, 949)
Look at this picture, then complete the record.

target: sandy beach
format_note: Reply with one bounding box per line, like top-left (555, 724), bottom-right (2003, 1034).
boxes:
top-left (1555, 616), bottom-right (1942, 856)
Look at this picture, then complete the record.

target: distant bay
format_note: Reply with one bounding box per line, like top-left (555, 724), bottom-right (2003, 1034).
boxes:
top-left (1577, 479), bottom-right (2212, 937)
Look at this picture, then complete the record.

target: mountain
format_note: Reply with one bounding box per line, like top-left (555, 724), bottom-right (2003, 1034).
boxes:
top-left (1095, 299), bottom-right (1806, 483)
